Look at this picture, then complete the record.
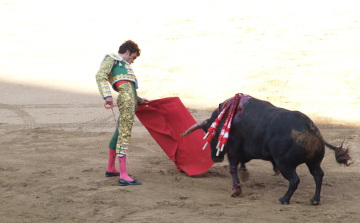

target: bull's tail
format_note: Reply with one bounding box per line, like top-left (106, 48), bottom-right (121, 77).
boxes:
top-left (325, 141), bottom-right (354, 166)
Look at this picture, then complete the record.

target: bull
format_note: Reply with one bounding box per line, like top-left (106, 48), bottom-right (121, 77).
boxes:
top-left (181, 94), bottom-right (352, 205)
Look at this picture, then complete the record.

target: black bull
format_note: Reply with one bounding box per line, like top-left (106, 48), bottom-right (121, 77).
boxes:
top-left (181, 96), bottom-right (352, 205)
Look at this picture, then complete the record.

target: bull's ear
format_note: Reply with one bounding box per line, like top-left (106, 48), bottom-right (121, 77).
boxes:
top-left (201, 119), bottom-right (209, 133)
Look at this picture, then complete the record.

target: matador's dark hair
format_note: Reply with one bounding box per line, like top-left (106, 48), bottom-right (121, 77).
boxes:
top-left (118, 40), bottom-right (141, 56)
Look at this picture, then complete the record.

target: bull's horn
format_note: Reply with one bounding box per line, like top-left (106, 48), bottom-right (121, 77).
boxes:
top-left (180, 120), bottom-right (207, 137)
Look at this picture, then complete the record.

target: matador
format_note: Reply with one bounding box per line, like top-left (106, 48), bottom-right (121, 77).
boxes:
top-left (95, 40), bottom-right (147, 186)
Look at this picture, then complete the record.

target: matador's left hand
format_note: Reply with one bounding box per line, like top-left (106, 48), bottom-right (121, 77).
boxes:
top-left (140, 98), bottom-right (149, 104)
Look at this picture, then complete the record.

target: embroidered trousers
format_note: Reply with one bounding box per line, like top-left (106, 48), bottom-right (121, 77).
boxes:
top-left (109, 82), bottom-right (137, 155)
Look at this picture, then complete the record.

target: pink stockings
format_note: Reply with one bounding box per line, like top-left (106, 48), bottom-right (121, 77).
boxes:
top-left (107, 149), bottom-right (120, 173)
top-left (117, 155), bottom-right (133, 182)
top-left (107, 149), bottom-right (133, 181)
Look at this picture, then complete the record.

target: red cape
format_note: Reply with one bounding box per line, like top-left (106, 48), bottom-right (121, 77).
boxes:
top-left (136, 97), bottom-right (214, 176)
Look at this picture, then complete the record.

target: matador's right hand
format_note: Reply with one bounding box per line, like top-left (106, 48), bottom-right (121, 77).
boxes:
top-left (105, 96), bottom-right (114, 106)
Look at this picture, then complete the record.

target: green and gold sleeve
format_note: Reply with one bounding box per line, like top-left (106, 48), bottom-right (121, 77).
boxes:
top-left (95, 55), bottom-right (114, 98)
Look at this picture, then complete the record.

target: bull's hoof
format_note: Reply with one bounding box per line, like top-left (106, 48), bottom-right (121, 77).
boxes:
top-left (239, 168), bottom-right (250, 183)
top-left (278, 198), bottom-right (289, 205)
top-left (310, 197), bottom-right (320, 205)
top-left (231, 186), bottom-right (242, 197)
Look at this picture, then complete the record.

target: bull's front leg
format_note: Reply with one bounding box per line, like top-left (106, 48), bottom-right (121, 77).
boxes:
top-left (229, 159), bottom-right (242, 197)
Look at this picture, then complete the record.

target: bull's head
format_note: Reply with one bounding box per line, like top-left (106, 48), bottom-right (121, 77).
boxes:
top-left (180, 118), bottom-right (226, 163)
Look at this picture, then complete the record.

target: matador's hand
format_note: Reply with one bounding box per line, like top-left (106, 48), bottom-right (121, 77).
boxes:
top-left (140, 98), bottom-right (149, 104)
top-left (105, 96), bottom-right (114, 106)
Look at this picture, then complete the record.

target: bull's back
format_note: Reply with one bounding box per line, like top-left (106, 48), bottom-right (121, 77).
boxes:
top-left (235, 97), bottom-right (325, 162)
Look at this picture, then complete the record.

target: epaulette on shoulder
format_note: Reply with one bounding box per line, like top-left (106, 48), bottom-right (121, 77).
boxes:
top-left (100, 53), bottom-right (124, 66)
top-left (105, 53), bottom-right (123, 62)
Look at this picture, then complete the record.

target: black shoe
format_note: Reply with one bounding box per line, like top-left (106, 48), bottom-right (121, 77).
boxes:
top-left (105, 171), bottom-right (120, 177)
top-left (118, 179), bottom-right (142, 186)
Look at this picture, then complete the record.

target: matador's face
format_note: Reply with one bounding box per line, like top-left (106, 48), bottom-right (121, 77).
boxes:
top-left (123, 50), bottom-right (138, 64)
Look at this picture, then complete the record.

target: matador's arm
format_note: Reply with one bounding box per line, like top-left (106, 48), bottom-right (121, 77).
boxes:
top-left (95, 55), bottom-right (114, 99)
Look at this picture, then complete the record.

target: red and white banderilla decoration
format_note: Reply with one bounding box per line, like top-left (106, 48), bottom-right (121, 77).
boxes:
top-left (203, 93), bottom-right (242, 156)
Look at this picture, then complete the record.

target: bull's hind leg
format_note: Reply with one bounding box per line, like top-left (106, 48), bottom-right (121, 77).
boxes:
top-left (229, 160), bottom-right (242, 197)
top-left (271, 160), bottom-right (280, 176)
top-left (277, 166), bottom-right (300, 205)
top-left (306, 163), bottom-right (324, 205)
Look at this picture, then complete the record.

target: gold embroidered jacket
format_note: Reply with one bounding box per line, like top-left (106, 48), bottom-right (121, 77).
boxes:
top-left (95, 53), bottom-right (142, 103)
